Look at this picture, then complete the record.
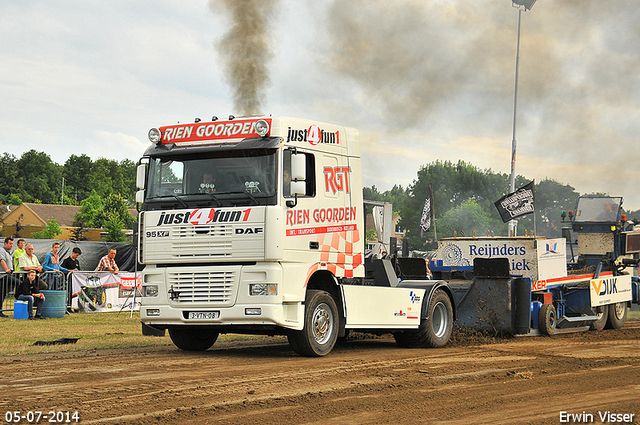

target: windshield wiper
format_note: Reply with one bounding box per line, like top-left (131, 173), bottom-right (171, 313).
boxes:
top-left (169, 194), bottom-right (188, 208)
top-left (203, 192), bottom-right (222, 206)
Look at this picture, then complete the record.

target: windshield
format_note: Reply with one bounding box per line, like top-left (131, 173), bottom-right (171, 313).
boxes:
top-left (573, 197), bottom-right (622, 223)
top-left (145, 148), bottom-right (277, 208)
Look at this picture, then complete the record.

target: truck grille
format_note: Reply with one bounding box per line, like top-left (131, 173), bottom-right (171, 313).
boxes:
top-left (167, 270), bottom-right (236, 304)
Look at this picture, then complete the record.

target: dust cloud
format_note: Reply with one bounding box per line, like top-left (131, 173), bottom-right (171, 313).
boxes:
top-left (324, 0), bottom-right (640, 200)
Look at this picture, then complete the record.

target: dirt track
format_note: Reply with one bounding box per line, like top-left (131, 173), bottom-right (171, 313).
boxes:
top-left (1, 322), bottom-right (639, 425)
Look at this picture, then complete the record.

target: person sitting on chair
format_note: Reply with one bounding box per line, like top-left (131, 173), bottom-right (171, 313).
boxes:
top-left (15, 270), bottom-right (45, 320)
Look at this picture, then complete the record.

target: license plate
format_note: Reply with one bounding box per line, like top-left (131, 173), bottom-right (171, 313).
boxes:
top-left (188, 312), bottom-right (220, 320)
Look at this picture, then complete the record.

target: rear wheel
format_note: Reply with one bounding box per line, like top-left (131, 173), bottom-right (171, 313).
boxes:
top-left (589, 305), bottom-right (608, 331)
top-left (169, 327), bottom-right (219, 351)
top-left (394, 289), bottom-right (453, 348)
top-left (538, 303), bottom-right (556, 335)
top-left (606, 302), bottom-right (627, 330)
top-left (287, 290), bottom-right (338, 357)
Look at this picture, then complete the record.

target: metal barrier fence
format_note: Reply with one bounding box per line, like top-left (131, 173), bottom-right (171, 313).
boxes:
top-left (1, 270), bottom-right (133, 316)
top-left (0, 271), bottom-right (72, 315)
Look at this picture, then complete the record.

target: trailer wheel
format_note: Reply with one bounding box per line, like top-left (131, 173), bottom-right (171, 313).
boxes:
top-left (538, 303), bottom-right (556, 335)
top-left (287, 290), bottom-right (338, 357)
top-left (169, 328), bottom-right (219, 351)
top-left (605, 302), bottom-right (627, 330)
top-left (394, 289), bottom-right (453, 348)
top-left (589, 305), bottom-right (608, 331)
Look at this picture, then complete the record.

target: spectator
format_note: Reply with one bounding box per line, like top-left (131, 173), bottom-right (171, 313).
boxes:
top-left (95, 248), bottom-right (119, 274)
top-left (15, 269), bottom-right (45, 320)
top-left (1, 237), bottom-right (21, 318)
top-left (43, 242), bottom-right (68, 290)
top-left (18, 243), bottom-right (43, 273)
top-left (61, 247), bottom-right (82, 272)
top-left (12, 238), bottom-right (25, 272)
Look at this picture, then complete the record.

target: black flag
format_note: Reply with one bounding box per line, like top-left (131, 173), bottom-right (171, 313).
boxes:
top-left (420, 185), bottom-right (433, 237)
top-left (494, 180), bottom-right (535, 223)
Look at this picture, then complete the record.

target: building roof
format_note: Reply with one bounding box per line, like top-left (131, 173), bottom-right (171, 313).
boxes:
top-left (20, 203), bottom-right (81, 227)
top-left (2, 203), bottom-right (137, 228)
top-left (0, 205), bottom-right (18, 222)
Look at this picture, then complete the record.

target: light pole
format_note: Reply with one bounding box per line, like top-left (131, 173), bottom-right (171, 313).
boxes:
top-left (508, 0), bottom-right (536, 236)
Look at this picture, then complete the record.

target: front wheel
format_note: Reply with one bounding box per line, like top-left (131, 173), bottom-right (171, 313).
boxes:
top-left (287, 290), bottom-right (339, 357)
top-left (169, 327), bottom-right (219, 351)
top-left (394, 289), bottom-right (453, 348)
top-left (606, 302), bottom-right (627, 330)
top-left (538, 303), bottom-right (556, 335)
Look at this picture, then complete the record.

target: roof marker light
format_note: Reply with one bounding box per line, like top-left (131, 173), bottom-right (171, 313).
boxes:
top-left (148, 128), bottom-right (162, 144)
top-left (255, 120), bottom-right (269, 137)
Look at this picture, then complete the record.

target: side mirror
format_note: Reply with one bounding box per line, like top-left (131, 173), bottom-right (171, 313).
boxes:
top-left (136, 163), bottom-right (146, 190)
top-left (287, 152), bottom-right (307, 208)
top-left (290, 181), bottom-right (306, 197)
top-left (291, 153), bottom-right (306, 181)
top-left (135, 189), bottom-right (145, 204)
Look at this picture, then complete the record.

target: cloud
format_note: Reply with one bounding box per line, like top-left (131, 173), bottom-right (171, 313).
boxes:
top-left (1, 0), bottom-right (640, 211)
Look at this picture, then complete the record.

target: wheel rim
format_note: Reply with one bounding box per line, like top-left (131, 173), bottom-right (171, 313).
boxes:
top-left (312, 302), bottom-right (333, 344)
top-left (548, 309), bottom-right (556, 329)
top-left (595, 306), bottom-right (605, 321)
top-left (432, 302), bottom-right (450, 338)
top-left (614, 302), bottom-right (626, 320)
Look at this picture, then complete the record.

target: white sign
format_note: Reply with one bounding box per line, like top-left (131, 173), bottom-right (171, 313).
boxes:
top-left (590, 274), bottom-right (632, 307)
top-left (70, 271), bottom-right (142, 312)
top-left (435, 237), bottom-right (538, 280)
top-left (536, 238), bottom-right (567, 281)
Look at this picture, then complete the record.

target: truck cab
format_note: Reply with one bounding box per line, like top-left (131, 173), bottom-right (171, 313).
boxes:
top-left (137, 116), bottom-right (455, 356)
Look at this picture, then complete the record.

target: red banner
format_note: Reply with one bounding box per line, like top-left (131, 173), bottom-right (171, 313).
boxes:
top-left (160, 118), bottom-right (271, 143)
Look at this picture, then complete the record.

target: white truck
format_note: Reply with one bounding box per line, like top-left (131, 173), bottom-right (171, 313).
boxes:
top-left (136, 116), bottom-right (456, 356)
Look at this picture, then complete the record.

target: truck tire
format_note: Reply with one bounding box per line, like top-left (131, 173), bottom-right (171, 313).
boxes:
top-left (169, 327), bottom-right (219, 351)
top-left (606, 302), bottom-right (627, 330)
top-left (589, 305), bottom-right (608, 331)
top-left (287, 290), bottom-right (338, 357)
top-left (538, 303), bottom-right (556, 335)
top-left (394, 289), bottom-right (453, 348)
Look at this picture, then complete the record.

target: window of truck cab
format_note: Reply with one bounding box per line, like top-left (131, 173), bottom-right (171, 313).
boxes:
top-left (145, 149), bottom-right (277, 208)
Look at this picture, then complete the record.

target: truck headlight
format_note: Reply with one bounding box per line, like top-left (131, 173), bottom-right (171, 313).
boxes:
top-left (249, 283), bottom-right (278, 296)
top-left (144, 285), bottom-right (159, 297)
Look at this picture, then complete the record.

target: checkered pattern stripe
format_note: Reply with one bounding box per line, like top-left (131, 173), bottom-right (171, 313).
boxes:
top-left (305, 229), bottom-right (363, 284)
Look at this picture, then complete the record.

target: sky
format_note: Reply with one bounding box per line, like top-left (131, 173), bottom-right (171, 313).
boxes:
top-left (1, 1), bottom-right (640, 209)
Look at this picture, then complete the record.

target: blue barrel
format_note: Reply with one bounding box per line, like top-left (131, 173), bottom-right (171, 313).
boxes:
top-left (40, 290), bottom-right (67, 318)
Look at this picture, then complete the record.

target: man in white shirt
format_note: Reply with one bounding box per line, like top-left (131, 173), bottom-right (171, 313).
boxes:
top-left (18, 243), bottom-right (43, 273)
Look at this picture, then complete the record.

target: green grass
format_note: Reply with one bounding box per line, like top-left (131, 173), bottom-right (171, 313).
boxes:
top-left (0, 311), bottom-right (172, 356)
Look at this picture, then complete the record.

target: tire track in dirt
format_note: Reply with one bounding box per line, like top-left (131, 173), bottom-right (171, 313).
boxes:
top-left (0, 325), bottom-right (638, 424)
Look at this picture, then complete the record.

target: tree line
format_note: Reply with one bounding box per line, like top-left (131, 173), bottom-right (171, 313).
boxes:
top-left (2, 151), bottom-right (634, 248)
top-left (0, 150), bottom-right (136, 205)
top-left (0, 150), bottom-right (137, 242)
top-left (365, 160), bottom-right (640, 251)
